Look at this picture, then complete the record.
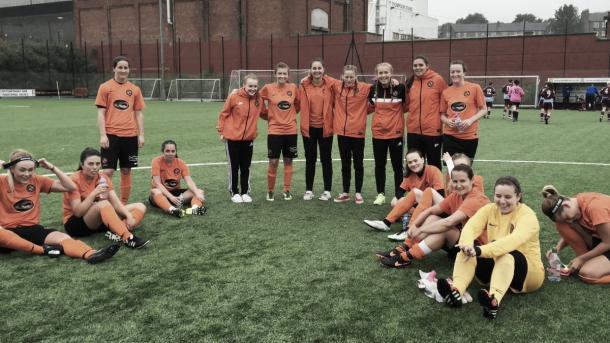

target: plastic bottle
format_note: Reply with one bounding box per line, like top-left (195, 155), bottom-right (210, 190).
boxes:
top-left (97, 175), bottom-right (108, 200)
top-left (547, 248), bottom-right (562, 282)
top-left (454, 114), bottom-right (464, 132)
top-left (402, 213), bottom-right (411, 231)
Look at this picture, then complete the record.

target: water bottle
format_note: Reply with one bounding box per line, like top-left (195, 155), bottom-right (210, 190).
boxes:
top-left (454, 114), bottom-right (464, 132)
top-left (402, 213), bottom-right (411, 231)
top-left (546, 248), bottom-right (562, 282)
top-left (97, 175), bottom-right (108, 200)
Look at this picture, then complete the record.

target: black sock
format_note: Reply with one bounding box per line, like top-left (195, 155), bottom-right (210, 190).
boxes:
top-left (383, 219), bottom-right (392, 227)
top-left (514, 112), bottom-right (519, 120)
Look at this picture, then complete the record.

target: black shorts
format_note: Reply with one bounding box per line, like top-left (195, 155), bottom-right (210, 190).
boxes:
top-left (504, 99), bottom-right (511, 106)
top-left (267, 134), bottom-right (298, 159)
top-left (512, 102), bottom-right (521, 109)
top-left (64, 215), bottom-right (108, 237)
top-left (474, 250), bottom-right (528, 292)
top-left (101, 134), bottom-right (139, 170)
top-left (0, 225), bottom-right (56, 253)
top-left (542, 102), bottom-right (553, 110)
top-left (486, 101), bottom-right (493, 108)
top-left (148, 188), bottom-right (186, 208)
top-left (602, 98), bottom-right (610, 107)
top-left (592, 237), bottom-right (610, 261)
top-left (442, 134), bottom-right (478, 160)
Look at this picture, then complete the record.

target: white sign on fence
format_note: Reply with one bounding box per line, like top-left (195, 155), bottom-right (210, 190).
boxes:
top-left (0, 89), bottom-right (36, 97)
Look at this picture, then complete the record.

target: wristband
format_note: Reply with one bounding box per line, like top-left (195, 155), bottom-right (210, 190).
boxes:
top-left (474, 246), bottom-right (482, 257)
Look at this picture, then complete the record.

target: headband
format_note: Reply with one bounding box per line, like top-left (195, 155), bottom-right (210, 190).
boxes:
top-left (550, 197), bottom-right (564, 215)
top-left (2, 157), bottom-right (38, 169)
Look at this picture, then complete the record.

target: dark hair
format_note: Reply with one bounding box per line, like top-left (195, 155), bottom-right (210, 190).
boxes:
top-left (449, 59), bottom-right (467, 73)
top-left (451, 164), bottom-right (474, 180)
top-left (514, 80), bottom-right (520, 86)
top-left (112, 56), bottom-right (129, 68)
top-left (540, 185), bottom-right (568, 221)
top-left (494, 176), bottom-right (523, 202)
top-left (407, 56), bottom-right (430, 90)
top-left (404, 148), bottom-right (425, 177)
top-left (488, 81), bottom-right (493, 86)
top-left (78, 147), bottom-right (101, 170)
top-left (161, 139), bottom-right (178, 158)
top-left (413, 55), bottom-right (429, 66)
top-left (275, 62), bottom-right (289, 72)
top-left (310, 58), bottom-right (324, 69)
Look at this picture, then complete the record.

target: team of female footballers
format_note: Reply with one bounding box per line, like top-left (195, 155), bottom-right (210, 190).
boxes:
top-left (2, 55), bottom-right (609, 321)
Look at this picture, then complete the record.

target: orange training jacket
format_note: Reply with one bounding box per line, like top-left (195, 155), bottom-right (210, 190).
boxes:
top-left (331, 80), bottom-right (372, 138)
top-left (299, 75), bottom-right (335, 138)
top-left (217, 88), bottom-right (264, 141)
top-left (406, 69), bottom-right (447, 137)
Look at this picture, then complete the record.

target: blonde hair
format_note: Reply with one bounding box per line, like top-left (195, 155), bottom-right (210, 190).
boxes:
top-left (343, 65), bottom-right (358, 74)
top-left (540, 185), bottom-right (567, 221)
top-left (375, 62), bottom-right (393, 74)
top-left (452, 153), bottom-right (472, 166)
top-left (275, 62), bottom-right (289, 72)
top-left (243, 73), bottom-right (258, 83)
top-left (6, 149), bottom-right (34, 193)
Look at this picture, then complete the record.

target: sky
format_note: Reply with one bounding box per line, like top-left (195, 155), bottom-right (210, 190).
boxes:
top-left (428, 0), bottom-right (609, 23)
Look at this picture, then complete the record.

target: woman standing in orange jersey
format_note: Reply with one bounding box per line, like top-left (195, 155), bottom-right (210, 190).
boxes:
top-left (405, 55), bottom-right (448, 170)
top-left (217, 74), bottom-right (264, 203)
top-left (440, 60), bottom-right (487, 159)
top-left (260, 62), bottom-right (300, 201)
top-left (0, 149), bottom-right (119, 263)
top-left (541, 185), bottom-right (610, 284)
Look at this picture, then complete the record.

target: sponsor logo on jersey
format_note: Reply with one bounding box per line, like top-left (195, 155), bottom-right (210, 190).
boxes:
top-left (464, 91), bottom-right (471, 97)
top-left (13, 199), bottom-right (34, 212)
top-left (278, 101), bottom-right (291, 110)
top-left (126, 90), bottom-right (133, 97)
top-left (113, 99), bottom-right (129, 110)
top-left (287, 91), bottom-right (293, 97)
top-left (427, 81), bottom-right (434, 88)
top-left (164, 179), bottom-right (178, 188)
top-left (173, 168), bottom-right (181, 175)
top-left (26, 184), bottom-right (36, 193)
top-left (451, 102), bottom-right (466, 112)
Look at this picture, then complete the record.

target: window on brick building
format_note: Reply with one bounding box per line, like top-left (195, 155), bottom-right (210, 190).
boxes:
top-left (393, 32), bottom-right (400, 40)
top-left (311, 8), bottom-right (329, 32)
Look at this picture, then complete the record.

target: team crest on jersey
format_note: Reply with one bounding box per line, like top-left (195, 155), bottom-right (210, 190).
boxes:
top-left (464, 91), bottom-right (471, 97)
top-left (451, 102), bottom-right (466, 112)
top-left (278, 101), bottom-right (291, 110)
top-left (392, 90), bottom-right (398, 97)
top-left (173, 168), bottom-right (181, 175)
top-left (427, 81), bottom-right (434, 88)
top-left (287, 91), bottom-right (293, 97)
top-left (113, 99), bottom-right (129, 110)
top-left (126, 89), bottom-right (133, 97)
top-left (238, 102), bottom-right (243, 106)
top-left (164, 179), bottom-right (178, 188)
top-left (26, 184), bottom-right (36, 193)
top-left (13, 199), bottom-right (34, 212)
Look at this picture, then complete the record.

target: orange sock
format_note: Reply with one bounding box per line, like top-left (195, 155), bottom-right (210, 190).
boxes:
top-left (580, 274), bottom-right (610, 285)
top-left (99, 203), bottom-right (131, 241)
top-left (411, 188), bottom-right (434, 223)
top-left (408, 244), bottom-right (426, 260)
top-left (283, 164), bottom-right (293, 192)
top-left (120, 172), bottom-right (132, 204)
top-left (0, 228), bottom-right (44, 254)
top-left (268, 165), bottom-right (277, 192)
top-left (386, 191), bottom-right (416, 223)
top-left (555, 223), bottom-right (589, 256)
top-left (60, 239), bottom-right (95, 260)
top-left (404, 238), bottom-right (417, 248)
top-left (191, 197), bottom-right (203, 208)
top-left (152, 193), bottom-right (173, 212)
top-left (130, 208), bottom-right (145, 227)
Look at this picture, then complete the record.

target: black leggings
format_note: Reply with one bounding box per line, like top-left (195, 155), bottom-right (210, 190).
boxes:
top-left (337, 135), bottom-right (365, 193)
top-left (225, 139), bottom-right (253, 195)
top-left (406, 133), bottom-right (443, 170)
top-left (303, 127), bottom-right (333, 192)
top-left (372, 137), bottom-right (404, 198)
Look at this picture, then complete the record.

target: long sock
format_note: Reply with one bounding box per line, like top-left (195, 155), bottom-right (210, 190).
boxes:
top-left (488, 254), bottom-right (515, 304)
top-left (191, 197), bottom-right (203, 208)
top-left (487, 110), bottom-right (490, 117)
top-left (0, 228), bottom-right (44, 254)
top-left (267, 165), bottom-right (277, 192)
top-left (99, 203), bottom-right (131, 240)
top-left (385, 191), bottom-right (416, 223)
top-left (408, 243), bottom-right (428, 260)
top-left (60, 239), bottom-right (95, 260)
top-left (152, 193), bottom-right (173, 212)
top-left (120, 172), bottom-right (132, 204)
top-left (514, 111), bottom-right (519, 121)
top-left (579, 274), bottom-right (610, 285)
top-left (555, 223), bottom-right (588, 255)
top-left (411, 188), bottom-right (433, 224)
top-left (283, 164), bottom-right (293, 192)
top-left (129, 208), bottom-right (145, 227)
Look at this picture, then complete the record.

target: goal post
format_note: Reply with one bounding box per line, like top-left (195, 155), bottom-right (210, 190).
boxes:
top-left (465, 75), bottom-right (540, 107)
top-left (228, 69), bottom-right (311, 95)
top-left (131, 78), bottom-right (161, 100)
top-left (166, 78), bottom-right (222, 101)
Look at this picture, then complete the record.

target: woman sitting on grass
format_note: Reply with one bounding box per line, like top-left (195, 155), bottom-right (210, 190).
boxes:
top-left (63, 147), bottom-right (149, 249)
top-left (541, 185), bottom-right (610, 284)
top-left (0, 149), bottom-right (119, 263)
top-left (376, 164), bottom-right (489, 268)
top-left (436, 176), bottom-right (544, 320)
top-left (149, 140), bottom-right (207, 217)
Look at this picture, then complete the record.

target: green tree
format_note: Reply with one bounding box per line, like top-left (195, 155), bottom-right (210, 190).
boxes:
top-left (512, 13), bottom-right (542, 23)
top-left (548, 4), bottom-right (581, 33)
top-left (456, 13), bottom-right (488, 24)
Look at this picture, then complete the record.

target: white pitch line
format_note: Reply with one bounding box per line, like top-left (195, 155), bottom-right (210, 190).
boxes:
top-left (37, 157), bottom-right (610, 177)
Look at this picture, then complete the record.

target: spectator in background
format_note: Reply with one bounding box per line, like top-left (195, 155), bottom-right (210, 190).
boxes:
top-left (561, 84), bottom-right (572, 110)
top-left (585, 84), bottom-right (599, 111)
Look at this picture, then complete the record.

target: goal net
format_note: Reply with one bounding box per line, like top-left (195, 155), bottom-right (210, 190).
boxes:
top-left (465, 75), bottom-right (540, 107)
top-left (166, 79), bottom-right (222, 101)
top-left (357, 74), bottom-right (406, 83)
top-left (131, 78), bottom-right (161, 100)
top-left (228, 69), bottom-right (310, 95)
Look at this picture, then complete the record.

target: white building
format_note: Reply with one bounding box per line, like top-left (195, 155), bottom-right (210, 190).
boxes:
top-left (368, 0), bottom-right (438, 40)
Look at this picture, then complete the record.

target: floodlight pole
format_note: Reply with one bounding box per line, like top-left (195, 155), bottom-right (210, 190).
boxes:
top-left (158, 0), bottom-right (166, 99)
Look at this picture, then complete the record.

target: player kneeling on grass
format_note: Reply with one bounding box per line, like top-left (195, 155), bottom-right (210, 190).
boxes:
top-left (541, 185), bottom-right (610, 284)
top-left (63, 148), bottom-right (149, 249)
top-left (436, 176), bottom-right (544, 320)
top-left (217, 74), bottom-right (263, 203)
top-left (376, 164), bottom-right (489, 269)
top-left (0, 150), bottom-right (119, 263)
top-left (364, 148), bottom-right (444, 237)
top-left (149, 140), bottom-right (206, 217)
